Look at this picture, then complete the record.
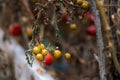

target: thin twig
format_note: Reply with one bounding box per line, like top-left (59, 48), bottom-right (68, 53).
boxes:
top-left (89, 0), bottom-right (106, 80)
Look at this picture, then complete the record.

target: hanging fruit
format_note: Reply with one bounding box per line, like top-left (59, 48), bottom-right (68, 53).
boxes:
top-left (53, 50), bottom-right (62, 59)
top-left (25, 0), bottom-right (92, 67)
top-left (41, 49), bottom-right (48, 56)
top-left (36, 54), bottom-right (43, 60)
top-left (76, 0), bottom-right (83, 5)
top-left (61, 13), bottom-right (68, 22)
top-left (32, 46), bottom-right (41, 55)
top-left (26, 27), bottom-right (33, 37)
top-left (21, 16), bottom-right (29, 24)
top-left (86, 25), bottom-right (96, 36)
top-left (38, 43), bottom-right (45, 50)
top-left (85, 13), bottom-right (94, 25)
top-left (44, 53), bottom-right (53, 66)
top-left (9, 23), bottom-right (21, 36)
top-left (70, 24), bottom-right (77, 30)
top-left (65, 53), bottom-right (71, 60)
top-left (81, 1), bottom-right (89, 9)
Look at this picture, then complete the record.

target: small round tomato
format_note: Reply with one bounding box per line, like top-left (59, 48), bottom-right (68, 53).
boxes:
top-left (32, 46), bottom-right (41, 54)
top-left (9, 23), bottom-right (21, 36)
top-left (45, 53), bottom-right (53, 66)
top-left (85, 13), bottom-right (94, 25)
top-left (21, 16), bottom-right (29, 23)
top-left (76, 0), bottom-right (83, 5)
top-left (36, 54), bottom-right (43, 60)
top-left (41, 49), bottom-right (48, 56)
top-left (54, 50), bottom-right (62, 59)
top-left (26, 27), bottom-right (33, 37)
top-left (61, 13), bottom-right (68, 22)
top-left (81, 1), bottom-right (89, 9)
top-left (14, 23), bottom-right (21, 35)
top-left (70, 24), bottom-right (77, 30)
top-left (38, 44), bottom-right (45, 50)
top-left (87, 25), bottom-right (96, 36)
top-left (65, 53), bottom-right (71, 59)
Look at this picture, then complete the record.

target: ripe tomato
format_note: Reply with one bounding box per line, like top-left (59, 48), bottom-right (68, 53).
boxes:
top-left (61, 13), bottom-right (68, 22)
top-left (85, 13), bottom-right (94, 25)
top-left (38, 44), bottom-right (45, 50)
top-left (26, 27), bottom-right (33, 37)
top-left (41, 49), bottom-right (48, 56)
top-left (21, 16), bottom-right (28, 23)
top-left (81, 1), bottom-right (89, 9)
top-left (53, 50), bottom-right (62, 59)
top-left (65, 53), bottom-right (71, 59)
top-left (76, 0), bottom-right (83, 5)
top-left (44, 53), bottom-right (53, 66)
top-left (36, 54), bottom-right (43, 60)
top-left (32, 46), bottom-right (41, 54)
top-left (70, 24), bottom-right (77, 30)
top-left (87, 25), bottom-right (96, 36)
top-left (9, 23), bottom-right (21, 36)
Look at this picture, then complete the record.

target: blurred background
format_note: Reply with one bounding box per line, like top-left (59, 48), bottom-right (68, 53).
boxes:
top-left (0, 0), bottom-right (120, 80)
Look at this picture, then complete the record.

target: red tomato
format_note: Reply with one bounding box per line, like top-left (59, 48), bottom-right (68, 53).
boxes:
top-left (87, 25), bottom-right (96, 36)
top-left (85, 13), bottom-right (94, 25)
top-left (44, 53), bottom-right (53, 66)
top-left (9, 23), bottom-right (21, 36)
top-left (61, 13), bottom-right (68, 22)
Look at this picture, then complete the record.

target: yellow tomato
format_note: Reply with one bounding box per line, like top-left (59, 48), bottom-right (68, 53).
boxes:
top-left (40, 44), bottom-right (45, 50)
top-left (65, 53), bottom-right (71, 59)
top-left (32, 46), bottom-right (41, 54)
top-left (81, 1), bottom-right (89, 9)
top-left (70, 24), bottom-right (77, 30)
top-left (41, 49), bottom-right (48, 56)
top-left (21, 16), bottom-right (28, 23)
top-left (38, 43), bottom-right (45, 50)
top-left (36, 54), bottom-right (43, 60)
top-left (76, 0), bottom-right (83, 5)
top-left (54, 50), bottom-right (62, 58)
top-left (26, 27), bottom-right (33, 37)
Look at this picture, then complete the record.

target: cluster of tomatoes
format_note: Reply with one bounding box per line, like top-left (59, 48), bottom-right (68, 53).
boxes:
top-left (77, 0), bottom-right (96, 37)
top-left (77, 0), bottom-right (89, 9)
top-left (60, 0), bottom-right (96, 37)
top-left (68, 22), bottom-right (96, 37)
top-left (8, 22), bottom-right (34, 38)
top-left (85, 12), bottom-right (96, 36)
top-left (61, 0), bottom-right (90, 30)
top-left (32, 43), bottom-right (71, 66)
top-left (8, 0), bottom-right (95, 66)
top-left (61, 12), bottom-right (78, 30)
